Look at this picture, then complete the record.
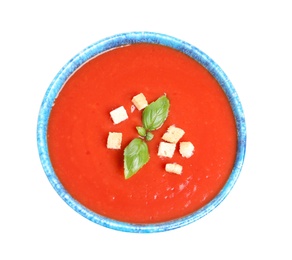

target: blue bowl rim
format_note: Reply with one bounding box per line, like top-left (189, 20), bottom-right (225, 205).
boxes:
top-left (37, 31), bottom-right (246, 233)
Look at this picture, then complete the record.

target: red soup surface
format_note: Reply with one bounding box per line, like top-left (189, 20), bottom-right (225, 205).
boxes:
top-left (47, 43), bottom-right (237, 224)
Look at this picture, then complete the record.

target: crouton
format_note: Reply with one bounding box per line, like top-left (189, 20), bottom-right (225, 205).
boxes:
top-left (162, 125), bottom-right (185, 143)
top-left (179, 141), bottom-right (195, 158)
top-left (165, 163), bottom-right (183, 175)
top-left (131, 93), bottom-right (148, 110)
top-left (107, 132), bottom-right (122, 149)
top-left (157, 141), bottom-right (176, 158)
top-left (110, 106), bottom-right (128, 124)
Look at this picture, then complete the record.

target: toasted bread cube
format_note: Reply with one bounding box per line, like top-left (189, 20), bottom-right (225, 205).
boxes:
top-left (110, 106), bottom-right (128, 124)
top-left (165, 163), bottom-right (183, 175)
top-left (179, 141), bottom-right (195, 158)
top-left (131, 93), bottom-right (148, 110)
top-left (107, 132), bottom-right (122, 149)
top-left (162, 125), bottom-right (185, 143)
top-left (157, 141), bottom-right (176, 158)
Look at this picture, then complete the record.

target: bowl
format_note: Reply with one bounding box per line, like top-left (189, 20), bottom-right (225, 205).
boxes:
top-left (37, 32), bottom-right (246, 233)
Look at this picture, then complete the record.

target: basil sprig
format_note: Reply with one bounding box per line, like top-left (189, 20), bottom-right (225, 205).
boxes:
top-left (123, 95), bottom-right (170, 179)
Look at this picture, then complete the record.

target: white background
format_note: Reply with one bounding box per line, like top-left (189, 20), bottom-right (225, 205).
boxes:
top-left (1, 1), bottom-right (291, 259)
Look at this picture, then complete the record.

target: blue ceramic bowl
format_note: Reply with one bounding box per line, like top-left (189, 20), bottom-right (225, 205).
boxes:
top-left (37, 32), bottom-right (246, 233)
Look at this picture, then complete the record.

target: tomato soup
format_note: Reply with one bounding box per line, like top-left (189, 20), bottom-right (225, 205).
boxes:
top-left (47, 43), bottom-right (237, 224)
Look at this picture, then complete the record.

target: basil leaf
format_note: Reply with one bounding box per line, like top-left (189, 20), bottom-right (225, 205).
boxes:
top-left (124, 138), bottom-right (150, 179)
top-left (136, 126), bottom-right (146, 137)
top-left (142, 95), bottom-right (170, 131)
top-left (145, 131), bottom-right (154, 141)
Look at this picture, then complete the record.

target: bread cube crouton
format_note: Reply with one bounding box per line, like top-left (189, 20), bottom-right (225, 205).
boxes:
top-left (162, 125), bottom-right (185, 144)
top-left (179, 141), bottom-right (195, 158)
top-left (131, 93), bottom-right (148, 110)
top-left (157, 141), bottom-right (176, 158)
top-left (107, 132), bottom-right (122, 149)
top-left (165, 163), bottom-right (183, 175)
top-left (110, 106), bottom-right (128, 124)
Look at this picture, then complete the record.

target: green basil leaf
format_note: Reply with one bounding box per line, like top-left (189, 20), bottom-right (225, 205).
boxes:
top-left (145, 131), bottom-right (154, 141)
top-left (136, 126), bottom-right (146, 137)
top-left (142, 95), bottom-right (170, 131)
top-left (124, 138), bottom-right (150, 179)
